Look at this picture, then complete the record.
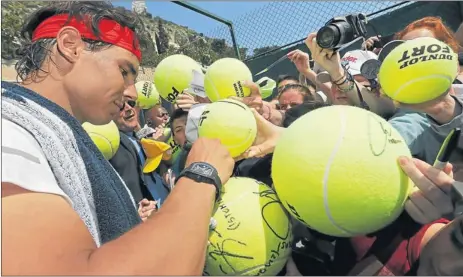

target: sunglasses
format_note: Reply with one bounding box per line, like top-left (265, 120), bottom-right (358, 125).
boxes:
top-left (127, 100), bottom-right (136, 108)
top-left (119, 100), bottom-right (137, 111)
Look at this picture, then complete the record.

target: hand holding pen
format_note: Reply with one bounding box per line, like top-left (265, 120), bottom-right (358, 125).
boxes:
top-left (399, 128), bottom-right (461, 224)
top-left (433, 128), bottom-right (463, 217)
top-left (433, 128), bottom-right (460, 171)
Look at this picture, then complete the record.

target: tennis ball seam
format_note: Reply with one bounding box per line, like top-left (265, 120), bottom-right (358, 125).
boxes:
top-left (218, 99), bottom-right (248, 110)
top-left (218, 100), bottom-right (256, 154)
top-left (322, 106), bottom-right (357, 236)
top-left (205, 68), bottom-right (221, 102)
top-left (230, 124), bottom-right (255, 156)
top-left (391, 74), bottom-right (453, 101)
top-left (166, 62), bottom-right (174, 103)
top-left (202, 100), bottom-right (256, 157)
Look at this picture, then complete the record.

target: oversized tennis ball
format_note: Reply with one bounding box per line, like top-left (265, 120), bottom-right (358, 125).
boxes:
top-left (204, 177), bottom-right (292, 276)
top-left (378, 37), bottom-right (458, 104)
top-left (154, 54), bottom-right (203, 103)
top-left (256, 77), bottom-right (276, 99)
top-left (135, 81), bottom-right (160, 109)
top-left (82, 121), bottom-right (120, 160)
top-left (198, 99), bottom-right (257, 158)
top-left (204, 58), bottom-right (253, 102)
top-left (272, 105), bottom-right (412, 237)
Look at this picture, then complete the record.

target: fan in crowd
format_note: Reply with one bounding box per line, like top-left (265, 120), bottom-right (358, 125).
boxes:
top-left (2, 1), bottom-right (463, 276)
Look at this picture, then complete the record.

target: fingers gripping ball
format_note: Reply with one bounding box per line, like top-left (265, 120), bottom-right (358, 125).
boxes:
top-left (154, 54), bottom-right (203, 103)
top-left (204, 58), bottom-right (253, 102)
top-left (135, 81), bottom-right (160, 109)
top-left (166, 134), bottom-right (181, 162)
top-left (82, 121), bottom-right (120, 160)
top-left (161, 122), bottom-right (181, 162)
top-left (198, 99), bottom-right (257, 158)
top-left (272, 105), bottom-right (412, 237)
top-left (379, 37), bottom-right (458, 104)
top-left (204, 177), bottom-right (292, 276)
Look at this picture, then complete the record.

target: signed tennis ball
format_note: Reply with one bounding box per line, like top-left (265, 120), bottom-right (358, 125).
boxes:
top-left (154, 54), bottom-right (203, 103)
top-left (378, 37), bottom-right (458, 104)
top-left (135, 81), bottom-right (160, 109)
top-left (204, 177), bottom-right (292, 276)
top-left (197, 99), bottom-right (257, 158)
top-left (82, 121), bottom-right (120, 160)
top-left (204, 58), bottom-right (253, 102)
top-left (272, 105), bottom-right (412, 237)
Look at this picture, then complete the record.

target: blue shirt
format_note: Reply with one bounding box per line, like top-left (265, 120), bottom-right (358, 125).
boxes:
top-left (389, 92), bottom-right (463, 169)
top-left (126, 134), bottom-right (170, 209)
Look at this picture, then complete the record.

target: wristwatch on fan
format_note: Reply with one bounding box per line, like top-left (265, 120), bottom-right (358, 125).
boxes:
top-left (176, 162), bottom-right (222, 200)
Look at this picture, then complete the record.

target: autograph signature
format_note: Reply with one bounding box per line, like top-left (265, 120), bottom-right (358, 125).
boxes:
top-left (253, 183), bottom-right (291, 241)
top-left (205, 238), bottom-right (254, 275)
top-left (367, 114), bottom-right (402, 156)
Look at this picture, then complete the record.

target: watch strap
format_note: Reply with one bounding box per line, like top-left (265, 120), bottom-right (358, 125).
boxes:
top-left (177, 162), bottom-right (222, 200)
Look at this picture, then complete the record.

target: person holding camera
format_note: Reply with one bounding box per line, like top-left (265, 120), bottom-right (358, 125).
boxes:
top-left (386, 17), bottom-right (463, 177)
top-left (304, 32), bottom-right (396, 119)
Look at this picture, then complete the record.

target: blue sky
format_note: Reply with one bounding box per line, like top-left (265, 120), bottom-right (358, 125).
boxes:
top-left (115, 1), bottom-right (268, 34)
top-left (115, 1), bottom-right (409, 53)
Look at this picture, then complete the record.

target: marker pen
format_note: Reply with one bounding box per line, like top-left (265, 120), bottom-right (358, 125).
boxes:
top-left (433, 128), bottom-right (461, 170)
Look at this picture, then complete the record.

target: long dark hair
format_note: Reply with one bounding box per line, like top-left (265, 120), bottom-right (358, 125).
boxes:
top-left (15, 1), bottom-right (151, 82)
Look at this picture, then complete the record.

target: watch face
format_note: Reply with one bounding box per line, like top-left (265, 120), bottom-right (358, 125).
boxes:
top-left (191, 163), bottom-right (214, 177)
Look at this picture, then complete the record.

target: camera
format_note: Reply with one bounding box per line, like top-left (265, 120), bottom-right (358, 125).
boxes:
top-left (316, 13), bottom-right (368, 50)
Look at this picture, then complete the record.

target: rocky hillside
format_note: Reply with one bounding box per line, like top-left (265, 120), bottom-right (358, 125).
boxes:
top-left (1, 1), bottom-right (247, 67)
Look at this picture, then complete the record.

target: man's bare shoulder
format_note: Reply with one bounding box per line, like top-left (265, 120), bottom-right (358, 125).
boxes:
top-left (2, 185), bottom-right (96, 275)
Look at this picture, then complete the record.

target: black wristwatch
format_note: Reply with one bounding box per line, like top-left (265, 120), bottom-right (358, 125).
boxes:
top-left (176, 162), bottom-right (222, 200)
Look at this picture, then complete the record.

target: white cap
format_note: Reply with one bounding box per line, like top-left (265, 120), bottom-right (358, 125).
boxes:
top-left (185, 103), bottom-right (209, 144)
top-left (341, 50), bottom-right (378, 76)
top-left (316, 50), bottom-right (378, 83)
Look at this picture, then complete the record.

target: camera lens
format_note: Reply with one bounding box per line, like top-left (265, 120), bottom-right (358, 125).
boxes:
top-left (317, 21), bottom-right (354, 49)
top-left (317, 26), bottom-right (339, 49)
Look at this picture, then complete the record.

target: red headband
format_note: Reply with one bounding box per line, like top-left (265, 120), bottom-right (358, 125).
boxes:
top-left (32, 14), bottom-right (142, 61)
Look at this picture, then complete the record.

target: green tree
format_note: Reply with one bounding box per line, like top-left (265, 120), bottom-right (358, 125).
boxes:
top-left (211, 39), bottom-right (226, 54)
top-left (220, 46), bottom-right (248, 60)
top-left (1, 2), bottom-right (42, 59)
top-left (200, 53), bottom-right (212, 66)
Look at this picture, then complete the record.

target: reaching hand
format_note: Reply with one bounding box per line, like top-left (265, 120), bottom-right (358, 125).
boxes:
top-left (239, 108), bottom-right (284, 159)
top-left (176, 91), bottom-right (198, 112)
top-left (138, 199), bottom-right (157, 222)
top-left (399, 157), bottom-right (455, 224)
top-left (287, 49), bottom-right (311, 74)
top-left (149, 125), bottom-right (163, 140)
top-left (361, 36), bottom-right (380, 51)
top-left (397, 93), bottom-right (456, 125)
top-left (305, 33), bottom-right (344, 81)
top-left (229, 80), bottom-right (264, 115)
top-left (185, 138), bottom-right (235, 185)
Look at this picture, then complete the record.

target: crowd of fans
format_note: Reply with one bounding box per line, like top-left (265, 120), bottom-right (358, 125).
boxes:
top-left (2, 1), bottom-right (463, 276)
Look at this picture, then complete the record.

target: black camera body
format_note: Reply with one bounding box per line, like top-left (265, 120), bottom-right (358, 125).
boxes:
top-left (317, 13), bottom-right (368, 50)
